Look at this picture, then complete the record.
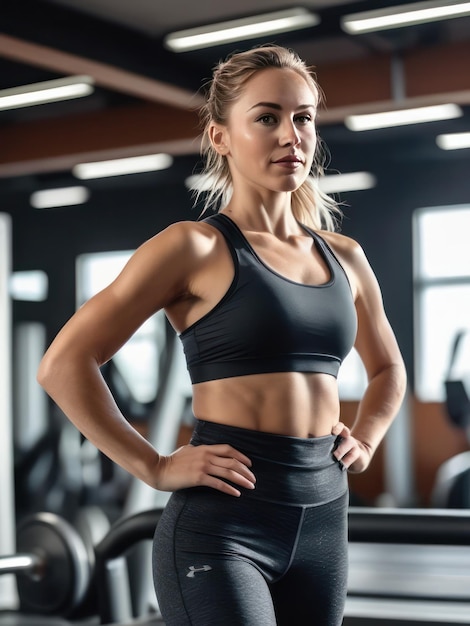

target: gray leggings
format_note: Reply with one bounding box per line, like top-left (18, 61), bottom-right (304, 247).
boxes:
top-left (153, 420), bottom-right (349, 626)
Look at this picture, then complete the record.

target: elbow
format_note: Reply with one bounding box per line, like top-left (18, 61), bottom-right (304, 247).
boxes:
top-left (396, 357), bottom-right (408, 394)
top-left (36, 352), bottom-right (56, 392)
top-left (37, 344), bottom-right (99, 395)
top-left (37, 347), bottom-right (71, 393)
top-left (368, 358), bottom-right (408, 405)
top-left (388, 359), bottom-right (408, 407)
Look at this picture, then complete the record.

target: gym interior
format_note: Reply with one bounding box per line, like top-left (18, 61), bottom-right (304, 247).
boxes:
top-left (1, 1), bottom-right (470, 624)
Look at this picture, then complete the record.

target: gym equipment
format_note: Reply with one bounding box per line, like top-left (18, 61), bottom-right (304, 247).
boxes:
top-left (444, 329), bottom-right (470, 432)
top-left (0, 508), bottom-right (164, 625)
top-left (432, 450), bottom-right (470, 508)
top-left (0, 512), bottom-right (91, 617)
top-left (94, 508), bottom-right (164, 624)
top-left (345, 506), bottom-right (470, 625)
top-left (431, 329), bottom-right (470, 508)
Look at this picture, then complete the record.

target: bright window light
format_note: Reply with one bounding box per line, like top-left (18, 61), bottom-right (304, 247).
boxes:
top-left (30, 186), bottom-right (90, 209)
top-left (345, 104), bottom-right (462, 131)
top-left (414, 205), bottom-right (470, 280)
top-left (413, 204), bottom-right (470, 401)
top-left (338, 348), bottom-right (367, 400)
top-left (341, 1), bottom-right (470, 34)
top-left (318, 171), bottom-right (377, 193)
top-left (76, 250), bottom-right (165, 403)
top-left (73, 154), bottom-right (173, 179)
top-left (164, 8), bottom-right (320, 52)
top-left (10, 271), bottom-right (48, 302)
top-left (436, 131), bottom-right (470, 150)
top-left (0, 76), bottom-right (94, 111)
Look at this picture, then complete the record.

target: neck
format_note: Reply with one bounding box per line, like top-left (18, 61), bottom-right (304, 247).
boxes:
top-left (222, 190), bottom-right (300, 236)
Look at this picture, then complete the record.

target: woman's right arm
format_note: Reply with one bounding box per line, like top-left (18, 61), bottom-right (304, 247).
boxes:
top-left (37, 221), bottom-right (255, 496)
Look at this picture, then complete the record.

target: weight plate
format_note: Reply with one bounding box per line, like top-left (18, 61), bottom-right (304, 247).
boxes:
top-left (74, 505), bottom-right (111, 567)
top-left (16, 512), bottom-right (91, 616)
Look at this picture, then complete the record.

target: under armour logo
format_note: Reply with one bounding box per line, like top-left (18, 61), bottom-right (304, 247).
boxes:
top-left (186, 565), bottom-right (213, 578)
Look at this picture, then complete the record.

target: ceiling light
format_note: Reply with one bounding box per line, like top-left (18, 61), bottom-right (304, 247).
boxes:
top-left (30, 186), bottom-right (90, 209)
top-left (164, 8), bottom-right (320, 52)
top-left (341, 0), bottom-right (470, 34)
top-left (318, 172), bottom-right (377, 194)
top-left (0, 76), bottom-right (94, 111)
top-left (73, 154), bottom-right (173, 179)
top-left (436, 131), bottom-right (470, 149)
top-left (345, 104), bottom-right (462, 131)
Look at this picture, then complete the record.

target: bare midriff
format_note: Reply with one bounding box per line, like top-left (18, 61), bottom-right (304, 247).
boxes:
top-left (192, 371), bottom-right (340, 439)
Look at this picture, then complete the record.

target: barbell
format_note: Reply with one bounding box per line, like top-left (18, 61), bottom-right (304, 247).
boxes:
top-left (0, 507), bottom-right (164, 622)
top-left (0, 511), bottom-right (91, 616)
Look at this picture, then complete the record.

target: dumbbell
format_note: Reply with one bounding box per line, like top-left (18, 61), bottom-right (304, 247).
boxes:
top-left (0, 511), bottom-right (91, 616)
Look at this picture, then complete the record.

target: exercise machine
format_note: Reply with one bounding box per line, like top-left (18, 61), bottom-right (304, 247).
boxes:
top-left (432, 329), bottom-right (470, 508)
top-left (344, 506), bottom-right (470, 625)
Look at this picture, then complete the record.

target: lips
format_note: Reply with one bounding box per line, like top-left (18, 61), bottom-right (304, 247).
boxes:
top-left (273, 155), bottom-right (303, 164)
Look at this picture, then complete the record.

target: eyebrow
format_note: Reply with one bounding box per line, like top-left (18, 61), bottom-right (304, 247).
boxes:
top-left (248, 101), bottom-right (316, 112)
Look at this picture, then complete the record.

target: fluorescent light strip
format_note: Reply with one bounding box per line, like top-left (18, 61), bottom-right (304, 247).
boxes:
top-left (436, 131), bottom-right (470, 149)
top-left (164, 8), bottom-right (320, 52)
top-left (0, 76), bottom-right (94, 111)
top-left (342, 0), bottom-right (470, 34)
top-left (345, 104), bottom-right (462, 131)
top-left (30, 186), bottom-right (90, 209)
top-left (318, 172), bottom-right (377, 194)
top-left (73, 154), bottom-right (173, 179)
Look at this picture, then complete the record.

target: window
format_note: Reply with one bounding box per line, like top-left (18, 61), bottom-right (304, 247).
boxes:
top-left (10, 270), bottom-right (48, 301)
top-left (413, 205), bottom-right (470, 401)
top-left (76, 251), bottom-right (167, 405)
top-left (338, 348), bottom-right (367, 401)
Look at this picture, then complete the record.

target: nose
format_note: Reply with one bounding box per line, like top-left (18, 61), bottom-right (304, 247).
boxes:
top-left (279, 118), bottom-right (301, 147)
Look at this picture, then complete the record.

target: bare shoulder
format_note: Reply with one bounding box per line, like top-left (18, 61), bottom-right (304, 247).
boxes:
top-left (317, 230), bottom-right (365, 264)
top-left (124, 219), bottom-right (221, 283)
top-left (143, 219), bottom-right (221, 259)
top-left (104, 219), bottom-right (222, 313)
top-left (134, 217), bottom-right (231, 332)
top-left (318, 230), bottom-right (370, 278)
top-left (318, 230), bottom-right (379, 302)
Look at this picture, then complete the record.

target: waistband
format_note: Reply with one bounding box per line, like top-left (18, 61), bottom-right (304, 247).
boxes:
top-left (190, 420), bottom-right (348, 506)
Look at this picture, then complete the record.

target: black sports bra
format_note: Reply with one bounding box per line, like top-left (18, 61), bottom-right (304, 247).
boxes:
top-left (179, 213), bottom-right (357, 384)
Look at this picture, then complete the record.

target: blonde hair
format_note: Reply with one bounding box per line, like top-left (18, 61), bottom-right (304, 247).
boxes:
top-left (191, 44), bottom-right (342, 232)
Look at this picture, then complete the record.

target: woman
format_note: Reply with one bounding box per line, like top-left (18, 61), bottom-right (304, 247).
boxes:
top-left (38, 45), bottom-right (407, 625)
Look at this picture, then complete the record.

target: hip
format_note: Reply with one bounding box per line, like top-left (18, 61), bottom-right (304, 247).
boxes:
top-left (189, 419), bottom-right (348, 506)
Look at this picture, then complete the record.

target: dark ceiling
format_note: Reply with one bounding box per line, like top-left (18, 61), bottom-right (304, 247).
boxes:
top-left (1, 0), bottom-right (470, 195)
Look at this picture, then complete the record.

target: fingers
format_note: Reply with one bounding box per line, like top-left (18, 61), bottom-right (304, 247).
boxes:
top-left (331, 422), bottom-right (350, 437)
top-left (202, 444), bottom-right (256, 496)
top-left (208, 446), bottom-right (256, 487)
top-left (332, 423), bottom-right (359, 471)
top-left (159, 443), bottom-right (256, 497)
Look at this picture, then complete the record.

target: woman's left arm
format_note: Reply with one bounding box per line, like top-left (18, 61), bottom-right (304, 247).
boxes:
top-left (330, 236), bottom-right (408, 473)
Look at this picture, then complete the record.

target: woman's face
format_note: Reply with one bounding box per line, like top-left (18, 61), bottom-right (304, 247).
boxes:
top-left (214, 67), bottom-right (318, 196)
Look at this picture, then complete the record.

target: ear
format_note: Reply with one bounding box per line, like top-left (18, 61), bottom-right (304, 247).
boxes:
top-left (208, 123), bottom-right (229, 155)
